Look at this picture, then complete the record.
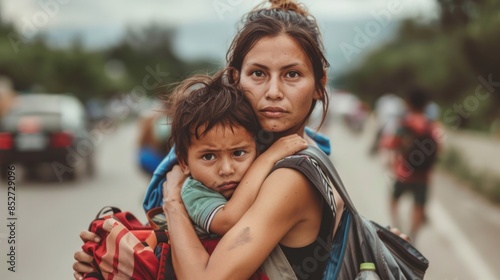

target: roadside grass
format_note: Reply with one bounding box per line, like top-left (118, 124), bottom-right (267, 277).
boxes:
top-left (439, 146), bottom-right (500, 204)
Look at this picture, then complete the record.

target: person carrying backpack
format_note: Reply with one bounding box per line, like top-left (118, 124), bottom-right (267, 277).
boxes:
top-left (381, 86), bottom-right (440, 242)
top-left (73, 1), bottom-right (415, 279)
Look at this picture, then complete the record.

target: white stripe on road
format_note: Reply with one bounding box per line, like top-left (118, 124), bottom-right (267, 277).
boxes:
top-left (429, 201), bottom-right (497, 280)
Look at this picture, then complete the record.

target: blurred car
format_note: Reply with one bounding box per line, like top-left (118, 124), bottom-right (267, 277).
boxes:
top-left (0, 93), bottom-right (95, 181)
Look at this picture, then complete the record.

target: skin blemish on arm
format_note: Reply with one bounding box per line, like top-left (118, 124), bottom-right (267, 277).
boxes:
top-left (228, 227), bottom-right (252, 250)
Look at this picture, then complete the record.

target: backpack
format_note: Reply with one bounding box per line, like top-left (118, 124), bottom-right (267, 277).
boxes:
top-left (398, 118), bottom-right (438, 171)
top-left (293, 147), bottom-right (429, 279)
top-left (81, 206), bottom-right (176, 280)
top-left (81, 206), bottom-right (268, 280)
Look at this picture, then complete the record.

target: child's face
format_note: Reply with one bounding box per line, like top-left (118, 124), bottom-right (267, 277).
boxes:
top-left (182, 124), bottom-right (257, 199)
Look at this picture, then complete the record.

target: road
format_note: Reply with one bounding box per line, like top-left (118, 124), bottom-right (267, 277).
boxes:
top-left (0, 121), bottom-right (150, 279)
top-left (0, 120), bottom-right (499, 279)
top-left (324, 118), bottom-right (500, 280)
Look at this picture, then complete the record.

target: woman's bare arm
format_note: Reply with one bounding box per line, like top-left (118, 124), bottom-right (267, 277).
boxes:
top-left (163, 166), bottom-right (322, 280)
top-left (209, 134), bottom-right (307, 235)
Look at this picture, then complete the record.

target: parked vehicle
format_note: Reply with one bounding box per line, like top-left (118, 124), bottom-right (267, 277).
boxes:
top-left (0, 93), bottom-right (95, 181)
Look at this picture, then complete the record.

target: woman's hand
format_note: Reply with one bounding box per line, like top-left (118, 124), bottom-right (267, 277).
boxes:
top-left (162, 164), bottom-right (189, 210)
top-left (72, 231), bottom-right (100, 279)
top-left (389, 226), bottom-right (412, 243)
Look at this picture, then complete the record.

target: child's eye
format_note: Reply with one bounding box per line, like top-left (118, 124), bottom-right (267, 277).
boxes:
top-left (202, 154), bottom-right (216, 161)
top-left (233, 150), bottom-right (246, 157)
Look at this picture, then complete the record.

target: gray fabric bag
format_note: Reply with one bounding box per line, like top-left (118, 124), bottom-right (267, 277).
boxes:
top-left (260, 146), bottom-right (429, 279)
top-left (298, 146), bottom-right (430, 279)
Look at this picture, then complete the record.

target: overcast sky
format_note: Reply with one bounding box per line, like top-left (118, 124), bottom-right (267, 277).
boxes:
top-left (2, 0), bottom-right (440, 71)
top-left (2, 0), bottom-right (439, 30)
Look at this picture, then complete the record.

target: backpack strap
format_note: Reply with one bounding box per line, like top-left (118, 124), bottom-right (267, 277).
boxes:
top-left (260, 146), bottom-right (348, 279)
top-left (297, 146), bottom-right (358, 215)
top-left (146, 206), bottom-right (166, 230)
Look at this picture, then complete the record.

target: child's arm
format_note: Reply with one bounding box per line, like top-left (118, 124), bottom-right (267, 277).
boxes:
top-left (181, 178), bottom-right (227, 236)
top-left (209, 134), bottom-right (307, 235)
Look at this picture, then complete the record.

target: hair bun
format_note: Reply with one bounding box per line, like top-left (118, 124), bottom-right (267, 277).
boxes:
top-left (269, 0), bottom-right (308, 17)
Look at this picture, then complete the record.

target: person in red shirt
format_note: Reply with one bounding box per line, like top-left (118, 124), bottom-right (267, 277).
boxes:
top-left (381, 86), bottom-right (440, 241)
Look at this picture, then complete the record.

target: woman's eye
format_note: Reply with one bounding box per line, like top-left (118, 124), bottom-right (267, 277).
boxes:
top-left (202, 154), bottom-right (216, 161)
top-left (233, 150), bottom-right (246, 157)
top-left (251, 70), bottom-right (265, 78)
top-left (286, 71), bottom-right (300, 78)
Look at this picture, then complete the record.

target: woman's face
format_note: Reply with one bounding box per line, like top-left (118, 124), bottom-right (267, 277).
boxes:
top-left (239, 34), bottom-right (320, 136)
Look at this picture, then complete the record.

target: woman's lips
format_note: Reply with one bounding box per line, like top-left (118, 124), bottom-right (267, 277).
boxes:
top-left (261, 107), bottom-right (286, 118)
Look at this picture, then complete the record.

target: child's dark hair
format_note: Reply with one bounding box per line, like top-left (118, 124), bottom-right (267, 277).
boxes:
top-left (406, 85), bottom-right (429, 112)
top-left (168, 69), bottom-right (260, 164)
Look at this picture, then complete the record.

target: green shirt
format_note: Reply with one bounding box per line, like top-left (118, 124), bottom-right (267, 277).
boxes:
top-left (181, 177), bottom-right (227, 236)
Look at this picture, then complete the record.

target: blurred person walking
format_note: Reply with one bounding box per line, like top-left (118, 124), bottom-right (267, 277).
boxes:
top-left (380, 86), bottom-right (440, 241)
top-left (369, 93), bottom-right (406, 155)
top-left (137, 102), bottom-right (172, 175)
top-left (424, 101), bottom-right (440, 122)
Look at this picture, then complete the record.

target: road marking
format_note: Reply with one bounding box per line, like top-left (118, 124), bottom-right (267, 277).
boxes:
top-left (429, 201), bottom-right (497, 280)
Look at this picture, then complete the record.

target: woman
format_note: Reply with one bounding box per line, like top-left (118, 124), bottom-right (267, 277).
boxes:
top-left (160, 21), bottom-right (342, 278)
top-left (74, 1), bottom-right (405, 279)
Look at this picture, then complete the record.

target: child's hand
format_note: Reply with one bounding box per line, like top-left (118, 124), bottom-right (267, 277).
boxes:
top-left (264, 134), bottom-right (308, 163)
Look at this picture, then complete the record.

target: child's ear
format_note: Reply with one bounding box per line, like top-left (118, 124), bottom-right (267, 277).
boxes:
top-left (178, 161), bottom-right (190, 175)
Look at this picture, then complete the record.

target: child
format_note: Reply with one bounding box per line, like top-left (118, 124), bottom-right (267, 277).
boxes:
top-left (166, 70), bottom-right (308, 237)
top-left (79, 71), bottom-right (303, 280)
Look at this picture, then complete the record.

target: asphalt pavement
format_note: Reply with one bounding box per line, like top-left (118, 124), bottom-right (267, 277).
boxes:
top-left (323, 118), bottom-right (500, 280)
top-left (1, 120), bottom-right (499, 279)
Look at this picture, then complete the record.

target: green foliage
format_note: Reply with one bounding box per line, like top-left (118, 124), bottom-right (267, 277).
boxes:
top-left (337, 0), bottom-right (500, 131)
top-left (0, 27), bottom-right (114, 100)
top-left (103, 23), bottom-right (219, 98)
top-left (492, 180), bottom-right (500, 203)
top-left (439, 146), bottom-right (500, 204)
top-left (0, 21), bottom-right (217, 103)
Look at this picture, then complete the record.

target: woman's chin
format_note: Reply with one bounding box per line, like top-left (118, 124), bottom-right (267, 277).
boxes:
top-left (260, 121), bottom-right (287, 133)
top-left (260, 123), bottom-right (305, 137)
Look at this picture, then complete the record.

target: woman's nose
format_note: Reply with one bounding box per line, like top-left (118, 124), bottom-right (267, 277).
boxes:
top-left (265, 76), bottom-right (283, 100)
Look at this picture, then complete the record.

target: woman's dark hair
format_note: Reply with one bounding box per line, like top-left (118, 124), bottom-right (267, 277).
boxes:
top-left (167, 70), bottom-right (260, 164)
top-left (226, 0), bottom-right (330, 129)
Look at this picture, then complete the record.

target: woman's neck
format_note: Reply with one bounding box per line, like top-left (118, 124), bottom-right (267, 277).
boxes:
top-left (304, 132), bottom-right (318, 147)
top-left (257, 125), bottom-right (310, 152)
